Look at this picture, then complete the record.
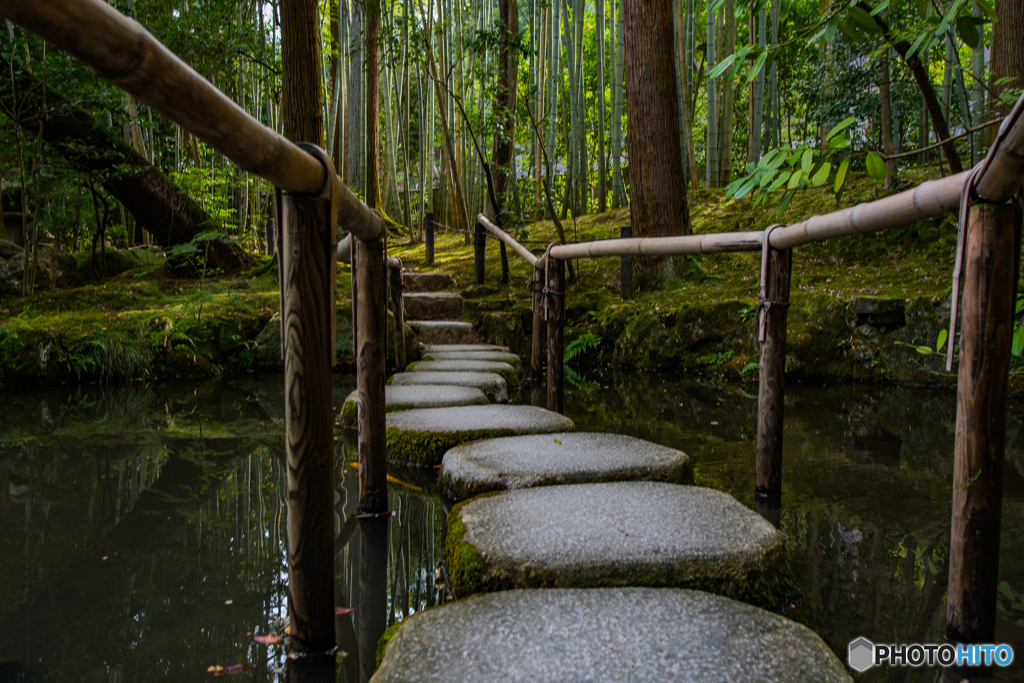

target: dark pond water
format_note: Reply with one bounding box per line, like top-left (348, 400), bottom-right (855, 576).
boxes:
top-left (0, 372), bottom-right (1022, 681)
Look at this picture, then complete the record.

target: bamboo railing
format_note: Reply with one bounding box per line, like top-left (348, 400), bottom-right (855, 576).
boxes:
top-left (0, 0), bottom-right (394, 654)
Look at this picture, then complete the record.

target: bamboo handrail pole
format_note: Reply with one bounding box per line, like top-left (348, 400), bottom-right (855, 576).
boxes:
top-left (1, 0), bottom-right (383, 242)
top-left (477, 214), bottom-right (539, 266)
top-left (548, 232), bottom-right (764, 261)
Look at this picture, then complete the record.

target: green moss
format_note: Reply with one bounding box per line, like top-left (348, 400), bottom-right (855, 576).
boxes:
top-left (376, 619), bottom-right (406, 668)
top-left (386, 427), bottom-right (520, 467)
top-left (445, 501), bottom-right (493, 597)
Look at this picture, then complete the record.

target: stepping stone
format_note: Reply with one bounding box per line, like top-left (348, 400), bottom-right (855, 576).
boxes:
top-left (439, 432), bottom-right (693, 502)
top-left (386, 405), bottom-right (575, 467)
top-left (389, 371), bottom-right (509, 403)
top-left (422, 350), bottom-right (522, 368)
top-left (409, 320), bottom-right (477, 345)
top-left (407, 359), bottom-right (518, 385)
top-left (446, 481), bottom-right (790, 607)
top-left (373, 588), bottom-right (850, 683)
top-left (403, 292), bottom-right (464, 320)
top-left (403, 271), bottom-right (454, 292)
top-left (423, 343), bottom-right (508, 353)
top-left (337, 385), bottom-right (489, 429)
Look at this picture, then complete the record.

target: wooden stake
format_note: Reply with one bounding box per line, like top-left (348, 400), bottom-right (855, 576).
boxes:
top-left (546, 257), bottom-right (565, 413)
top-left (531, 267), bottom-right (546, 407)
top-left (474, 221), bottom-right (486, 285)
top-left (281, 190), bottom-right (336, 652)
top-left (424, 212), bottom-right (434, 265)
top-left (388, 260), bottom-right (407, 371)
top-left (500, 241), bottom-right (509, 284)
top-left (947, 202), bottom-right (1022, 664)
top-left (355, 235), bottom-right (388, 514)
top-left (620, 224), bottom-right (632, 299)
top-left (755, 246), bottom-right (791, 506)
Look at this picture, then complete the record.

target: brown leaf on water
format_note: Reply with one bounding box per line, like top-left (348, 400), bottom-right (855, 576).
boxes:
top-left (253, 633), bottom-right (282, 645)
top-left (214, 663), bottom-right (254, 676)
top-left (335, 607), bottom-right (353, 615)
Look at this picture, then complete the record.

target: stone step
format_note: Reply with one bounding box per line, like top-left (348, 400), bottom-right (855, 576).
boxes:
top-left (402, 271), bottom-right (455, 292)
top-left (445, 481), bottom-right (789, 607)
top-left (385, 405), bottom-right (575, 467)
top-left (439, 432), bottom-right (693, 502)
top-left (372, 587), bottom-right (850, 683)
top-left (338, 385), bottom-right (489, 429)
top-left (408, 321), bottom-right (478, 345)
top-left (389, 371), bottom-right (508, 403)
top-left (403, 292), bottom-right (464, 320)
top-left (407, 359), bottom-right (518, 385)
top-left (423, 343), bottom-right (508, 353)
top-left (421, 350), bottom-right (522, 368)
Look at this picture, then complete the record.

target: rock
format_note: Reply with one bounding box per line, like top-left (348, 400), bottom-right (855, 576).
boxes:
top-left (440, 432), bottom-right (693, 502)
top-left (851, 296), bottom-right (905, 330)
top-left (406, 359), bottom-right (518, 385)
top-left (373, 588), bottom-right (850, 683)
top-left (254, 309), bottom-right (356, 366)
top-left (477, 311), bottom-right (527, 356)
top-left (403, 271), bottom-right (454, 292)
top-left (0, 249), bottom-right (81, 294)
top-left (385, 405), bottom-right (575, 467)
top-left (423, 343), bottom-right (509, 353)
top-left (0, 239), bottom-right (21, 259)
top-left (403, 292), bottom-right (464, 320)
top-left (389, 371), bottom-right (509, 402)
top-left (74, 248), bottom-right (142, 280)
top-left (612, 310), bottom-right (679, 368)
top-left (338, 385), bottom-right (489, 429)
top-left (446, 481), bottom-right (790, 607)
top-left (421, 350), bottom-right (522, 368)
top-left (408, 320), bottom-right (478, 345)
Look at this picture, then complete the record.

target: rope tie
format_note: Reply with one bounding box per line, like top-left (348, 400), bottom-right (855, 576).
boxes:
top-left (758, 225), bottom-right (786, 343)
top-left (946, 165), bottom-right (983, 372)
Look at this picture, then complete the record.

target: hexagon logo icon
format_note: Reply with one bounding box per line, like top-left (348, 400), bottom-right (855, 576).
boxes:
top-left (848, 637), bottom-right (875, 672)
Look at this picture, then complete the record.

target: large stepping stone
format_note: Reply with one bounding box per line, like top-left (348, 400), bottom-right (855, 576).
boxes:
top-left (446, 481), bottom-right (790, 607)
top-left (422, 349), bottom-right (522, 368)
top-left (440, 432), bottom-right (693, 502)
top-left (402, 271), bottom-right (454, 292)
top-left (423, 343), bottom-right (508, 353)
top-left (337, 385), bottom-right (489, 429)
top-left (386, 405), bottom-right (575, 467)
top-left (373, 588), bottom-right (850, 683)
top-left (389, 371), bottom-right (508, 403)
top-left (408, 320), bottom-right (477, 345)
top-left (403, 292), bottom-right (464, 320)
top-left (407, 359), bottom-right (518, 385)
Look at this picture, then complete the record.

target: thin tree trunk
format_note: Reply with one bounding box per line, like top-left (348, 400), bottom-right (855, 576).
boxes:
top-left (717, 0), bottom-right (735, 187)
top-left (597, 0), bottom-right (607, 212)
top-left (706, 0), bottom-right (718, 188)
top-left (611, 0), bottom-right (626, 207)
top-left (879, 50), bottom-right (897, 189)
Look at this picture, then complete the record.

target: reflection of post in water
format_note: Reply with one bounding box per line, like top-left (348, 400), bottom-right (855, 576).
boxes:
top-left (754, 496), bottom-right (781, 529)
top-left (358, 517), bottom-right (389, 683)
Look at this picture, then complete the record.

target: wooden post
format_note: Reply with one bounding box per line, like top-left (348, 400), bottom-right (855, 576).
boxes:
top-left (355, 235), bottom-right (389, 514)
top-left (280, 188), bottom-right (336, 652)
top-left (388, 260), bottom-right (407, 371)
top-left (546, 256), bottom-right (565, 413)
top-left (531, 266), bottom-right (545, 407)
top-left (424, 212), bottom-right (434, 265)
top-left (620, 224), bottom-right (632, 299)
top-left (474, 221), bottom-right (486, 285)
top-left (755, 245), bottom-right (792, 518)
top-left (357, 517), bottom-right (389, 683)
top-left (947, 202), bottom-right (1022, 666)
top-left (500, 241), bottom-right (509, 284)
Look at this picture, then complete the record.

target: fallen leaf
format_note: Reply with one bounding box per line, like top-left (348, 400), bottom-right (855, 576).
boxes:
top-left (224, 600), bottom-right (233, 605)
top-left (284, 625), bottom-right (291, 635)
top-left (254, 633), bottom-right (282, 645)
top-left (710, 421), bottom-right (719, 426)
top-left (214, 663), bottom-right (254, 676)
top-left (207, 666), bottom-right (223, 673)
top-left (335, 607), bottom-right (353, 615)
top-left (553, 439), bottom-right (561, 444)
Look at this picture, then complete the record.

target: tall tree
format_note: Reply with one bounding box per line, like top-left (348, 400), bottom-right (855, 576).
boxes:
top-left (281, 0), bottom-right (324, 145)
top-left (989, 0), bottom-right (1024, 121)
top-left (488, 0), bottom-right (520, 220)
top-left (623, 0), bottom-right (691, 289)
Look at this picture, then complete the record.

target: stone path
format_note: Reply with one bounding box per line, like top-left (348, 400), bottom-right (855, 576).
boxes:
top-left (363, 270), bottom-right (849, 681)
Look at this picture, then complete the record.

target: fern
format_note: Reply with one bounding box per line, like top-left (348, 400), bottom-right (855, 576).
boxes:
top-left (564, 333), bottom-right (602, 362)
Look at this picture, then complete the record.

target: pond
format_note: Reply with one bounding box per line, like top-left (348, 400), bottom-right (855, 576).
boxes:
top-left (0, 372), bottom-right (1021, 681)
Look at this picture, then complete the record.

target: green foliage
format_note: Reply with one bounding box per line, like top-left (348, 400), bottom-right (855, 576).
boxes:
top-left (73, 328), bottom-right (153, 382)
top-left (564, 332), bottom-right (602, 362)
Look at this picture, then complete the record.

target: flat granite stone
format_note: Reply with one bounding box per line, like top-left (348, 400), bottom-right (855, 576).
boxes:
top-left (337, 385), bottom-right (489, 429)
top-left (389, 371), bottom-right (508, 403)
top-left (439, 432), bottom-right (693, 502)
top-left (422, 350), bottom-right (522, 367)
top-left (372, 587), bottom-right (850, 683)
top-left (402, 271), bottom-right (454, 292)
top-left (407, 359), bottom-right (518, 385)
top-left (446, 481), bottom-right (790, 607)
top-left (403, 292), bottom-right (464, 320)
top-left (423, 343), bottom-right (509, 353)
top-left (386, 405), bottom-right (575, 467)
top-left (408, 320), bottom-right (477, 345)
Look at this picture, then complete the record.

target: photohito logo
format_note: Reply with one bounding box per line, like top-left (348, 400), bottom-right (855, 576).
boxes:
top-left (848, 638), bottom-right (1015, 672)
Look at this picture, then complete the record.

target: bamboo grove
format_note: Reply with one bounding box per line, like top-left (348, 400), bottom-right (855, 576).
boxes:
top-left (0, 0), bottom-right (1021, 260)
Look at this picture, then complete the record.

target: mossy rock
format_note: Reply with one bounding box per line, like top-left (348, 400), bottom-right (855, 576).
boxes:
top-left (337, 385), bottom-right (489, 429)
top-left (74, 248), bottom-right (143, 280)
top-left (405, 359), bottom-right (519, 385)
top-left (476, 311), bottom-right (528, 357)
top-left (445, 481), bottom-right (793, 609)
top-left (612, 310), bottom-right (679, 368)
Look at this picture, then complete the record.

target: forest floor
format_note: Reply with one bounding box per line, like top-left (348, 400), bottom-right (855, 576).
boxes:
top-left (2, 166), bottom-right (1022, 393)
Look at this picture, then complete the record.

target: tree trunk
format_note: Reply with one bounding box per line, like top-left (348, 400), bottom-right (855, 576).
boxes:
top-left (989, 0), bottom-right (1024, 123)
top-left (281, 0), bottom-right (324, 145)
top-left (706, 0), bottom-right (718, 188)
top-left (610, 0), bottom-right (627, 207)
top-left (365, 0), bottom-right (381, 208)
top-left (623, 0), bottom-right (691, 289)
top-left (1, 68), bottom-right (248, 272)
top-left (597, 0), bottom-right (607, 212)
top-left (489, 0), bottom-right (519, 219)
top-left (879, 50), bottom-right (897, 189)
top-left (717, 0), bottom-right (735, 186)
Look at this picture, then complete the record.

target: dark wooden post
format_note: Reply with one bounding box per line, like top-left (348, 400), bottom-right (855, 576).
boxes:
top-left (531, 266), bottom-right (546, 407)
top-left (355, 235), bottom-right (389, 514)
top-left (620, 225), bottom-right (632, 300)
top-left (424, 212), bottom-right (434, 265)
top-left (474, 221), bottom-right (486, 285)
top-left (500, 241), bottom-right (509, 284)
top-left (755, 245), bottom-right (792, 523)
top-left (280, 188), bottom-right (336, 652)
top-left (946, 202), bottom-right (1022, 666)
top-left (266, 217), bottom-right (276, 255)
top-left (388, 259), bottom-right (407, 371)
top-left (546, 256), bottom-right (565, 413)
top-left (357, 517), bottom-right (389, 683)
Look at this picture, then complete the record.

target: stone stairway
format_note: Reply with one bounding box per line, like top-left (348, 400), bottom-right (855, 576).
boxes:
top-left (352, 270), bottom-right (850, 682)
